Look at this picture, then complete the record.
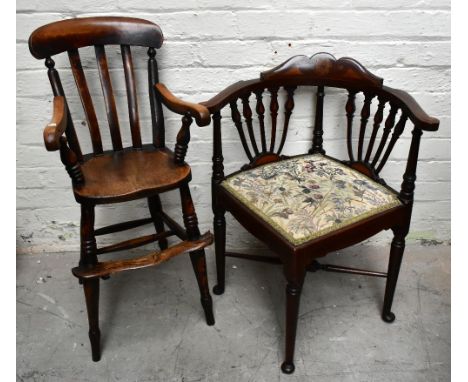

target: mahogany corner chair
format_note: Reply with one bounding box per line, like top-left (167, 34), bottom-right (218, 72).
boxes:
top-left (204, 53), bottom-right (439, 373)
top-left (28, 17), bottom-right (215, 361)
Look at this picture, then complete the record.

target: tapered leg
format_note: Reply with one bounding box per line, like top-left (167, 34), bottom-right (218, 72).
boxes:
top-left (212, 209), bottom-right (226, 295)
top-left (179, 183), bottom-right (215, 325)
top-left (79, 204), bottom-right (101, 361)
top-left (382, 230), bottom-right (406, 323)
top-left (281, 269), bottom-right (306, 374)
top-left (190, 249), bottom-right (215, 325)
top-left (83, 278), bottom-right (101, 361)
top-left (148, 195), bottom-right (168, 250)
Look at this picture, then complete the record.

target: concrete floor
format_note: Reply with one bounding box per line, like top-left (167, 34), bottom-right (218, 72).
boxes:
top-left (17, 244), bottom-right (450, 382)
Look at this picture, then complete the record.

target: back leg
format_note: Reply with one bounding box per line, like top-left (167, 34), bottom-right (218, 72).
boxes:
top-left (148, 195), bottom-right (168, 250)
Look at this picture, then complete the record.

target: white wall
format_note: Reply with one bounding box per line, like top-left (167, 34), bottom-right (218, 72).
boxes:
top-left (16, 0), bottom-right (450, 254)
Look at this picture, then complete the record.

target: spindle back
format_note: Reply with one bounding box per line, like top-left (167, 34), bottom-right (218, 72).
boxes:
top-left (204, 52), bottom-right (434, 184)
top-left (29, 17), bottom-right (166, 160)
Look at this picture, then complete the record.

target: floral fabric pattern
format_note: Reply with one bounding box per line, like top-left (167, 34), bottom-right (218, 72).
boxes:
top-left (221, 154), bottom-right (401, 246)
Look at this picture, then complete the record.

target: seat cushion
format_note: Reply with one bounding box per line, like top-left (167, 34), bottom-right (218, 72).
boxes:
top-left (221, 154), bottom-right (402, 246)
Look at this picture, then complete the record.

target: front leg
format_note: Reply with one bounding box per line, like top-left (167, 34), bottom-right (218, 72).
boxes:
top-left (281, 264), bottom-right (306, 374)
top-left (179, 183), bottom-right (215, 325)
top-left (382, 227), bottom-right (407, 322)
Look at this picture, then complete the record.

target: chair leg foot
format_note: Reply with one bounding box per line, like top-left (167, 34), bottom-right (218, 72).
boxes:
top-left (382, 231), bottom-right (406, 324)
top-left (190, 250), bottom-right (216, 326)
top-left (282, 272), bottom-right (305, 375)
top-left (281, 361), bottom-right (295, 374)
top-left (201, 295), bottom-right (215, 326)
top-left (89, 329), bottom-right (101, 362)
top-left (212, 284), bottom-right (224, 295)
top-left (382, 311), bottom-right (396, 323)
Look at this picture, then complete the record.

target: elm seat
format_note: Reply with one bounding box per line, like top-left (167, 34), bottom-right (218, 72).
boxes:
top-left (221, 154), bottom-right (402, 246)
top-left (75, 146), bottom-right (191, 204)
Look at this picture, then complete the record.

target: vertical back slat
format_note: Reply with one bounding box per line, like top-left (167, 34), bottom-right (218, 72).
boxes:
top-left (346, 90), bottom-right (357, 162)
top-left (67, 49), bottom-right (103, 154)
top-left (375, 113), bottom-right (408, 173)
top-left (45, 58), bottom-right (83, 161)
top-left (269, 87), bottom-right (279, 152)
top-left (241, 93), bottom-right (260, 156)
top-left (371, 103), bottom-right (398, 167)
top-left (254, 90), bottom-right (267, 152)
top-left (357, 93), bottom-right (373, 161)
top-left (121, 45), bottom-right (142, 148)
top-left (277, 86), bottom-right (296, 155)
top-left (310, 85), bottom-right (325, 155)
top-left (148, 47), bottom-right (165, 148)
top-left (230, 101), bottom-right (253, 161)
top-left (365, 97), bottom-right (386, 162)
top-left (95, 45), bottom-right (123, 151)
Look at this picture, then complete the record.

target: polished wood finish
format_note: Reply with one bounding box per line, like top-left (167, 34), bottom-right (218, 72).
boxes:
top-left (72, 232), bottom-right (213, 279)
top-left (121, 45), bottom-right (142, 148)
top-left (29, 17), bottom-right (163, 59)
top-left (155, 83), bottom-right (211, 126)
top-left (76, 147), bottom-right (191, 204)
top-left (46, 58), bottom-right (82, 160)
top-left (95, 45), bottom-right (123, 151)
top-left (148, 48), bottom-right (165, 148)
top-left (94, 217), bottom-right (153, 236)
top-left (43, 96), bottom-right (67, 151)
top-left (68, 49), bottom-right (103, 154)
top-left (29, 16), bottom-right (214, 362)
top-left (208, 52), bottom-right (439, 373)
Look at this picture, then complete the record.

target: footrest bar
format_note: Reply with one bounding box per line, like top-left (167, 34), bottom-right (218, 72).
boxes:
top-left (73, 232), bottom-right (213, 279)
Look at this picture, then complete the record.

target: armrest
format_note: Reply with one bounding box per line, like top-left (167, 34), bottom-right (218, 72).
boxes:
top-left (383, 86), bottom-right (440, 131)
top-left (154, 83), bottom-right (211, 126)
top-left (201, 79), bottom-right (261, 113)
top-left (43, 96), bottom-right (67, 151)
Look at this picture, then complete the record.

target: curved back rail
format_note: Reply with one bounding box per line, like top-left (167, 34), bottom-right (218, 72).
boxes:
top-left (29, 16), bottom-right (166, 163)
top-left (204, 52), bottom-right (439, 204)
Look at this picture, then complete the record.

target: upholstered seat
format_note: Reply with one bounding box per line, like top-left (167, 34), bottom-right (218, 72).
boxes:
top-left (221, 154), bottom-right (402, 246)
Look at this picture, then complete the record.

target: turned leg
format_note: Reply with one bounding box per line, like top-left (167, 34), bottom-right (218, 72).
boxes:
top-left (79, 204), bottom-right (101, 361)
top-left (281, 268), bottom-right (306, 374)
top-left (212, 208), bottom-right (226, 295)
top-left (179, 183), bottom-right (215, 325)
top-left (382, 229), bottom-right (407, 323)
top-left (148, 195), bottom-right (168, 250)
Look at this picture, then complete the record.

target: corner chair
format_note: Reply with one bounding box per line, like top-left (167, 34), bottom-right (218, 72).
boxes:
top-left (203, 52), bottom-right (439, 373)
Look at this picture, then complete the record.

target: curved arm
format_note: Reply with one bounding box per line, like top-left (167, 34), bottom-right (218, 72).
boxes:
top-left (154, 83), bottom-right (211, 126)
top-left (383, 86), bottom-right (439, 131)
top-left (43, 96), bottom-right (67, 151)
top-left (201, 79), bottom-right (261, 113)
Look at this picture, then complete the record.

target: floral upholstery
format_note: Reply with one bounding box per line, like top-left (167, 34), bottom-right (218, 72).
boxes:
top-left (221, 154), bottom-right (402, 246)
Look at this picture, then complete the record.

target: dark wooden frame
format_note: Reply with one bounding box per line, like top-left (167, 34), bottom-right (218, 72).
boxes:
top-left (29, 17), bottom-right (214, 362)
top-left (203, 52), bottom-right (439, 374)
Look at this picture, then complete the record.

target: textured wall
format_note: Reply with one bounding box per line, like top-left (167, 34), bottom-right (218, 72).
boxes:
top-left (16, 0), bottom-right (450, 254)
